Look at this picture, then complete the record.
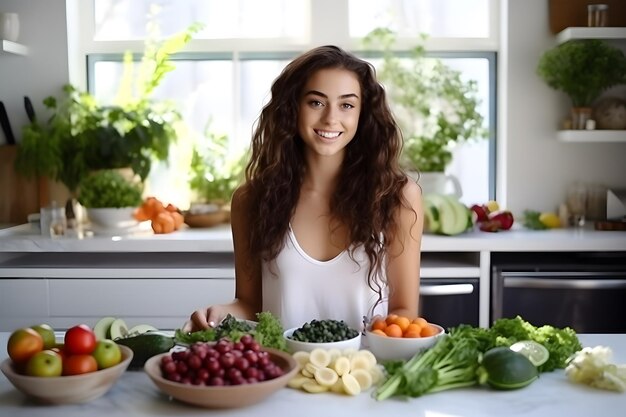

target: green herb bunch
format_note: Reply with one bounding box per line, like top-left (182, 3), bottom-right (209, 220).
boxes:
top-left (537, 39), bottom-right (626, 108)
top-left (78, 170), bottom-right (143, 209)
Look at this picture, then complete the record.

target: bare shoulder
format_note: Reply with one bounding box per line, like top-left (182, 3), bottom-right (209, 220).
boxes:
top-left (231, 183), bottom-right (253, 217)
top-left (401, 177), bottom-right (423, 210)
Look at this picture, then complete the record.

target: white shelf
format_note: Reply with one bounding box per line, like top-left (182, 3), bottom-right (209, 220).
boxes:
top-left (1, 40), bottom-right (28, 55)
top-left (557, 130), bottom-right (626, 143)
top-left (556, 27), bottom-right (626, 44)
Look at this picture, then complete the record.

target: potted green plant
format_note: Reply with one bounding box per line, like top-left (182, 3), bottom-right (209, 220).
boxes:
top-left (186, 130), bottom-right (247, 227)
top-left (362, 28), bottom-right (486, 196)
top-left (15, 22), bottom-right (202, 195)
top-left (536, 39), bottom-right (626, 129)
top-left (77, 169), bottom-right (143, 229)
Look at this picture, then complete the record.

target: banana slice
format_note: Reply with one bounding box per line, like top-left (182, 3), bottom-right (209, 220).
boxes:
top-left (350, 369), bottom-right (373, 390)
top-left (350, 355), bottom-right (371, 371)
top-left (357, 350), bottom-right (378, 368)
top-left (292, 351), bottom-right (311, 369)
top-left (314, 367), bottom-right (339, 387)
top-left (288, 375), bottom-right (312, 389)
top-left (309, 348), bottom-right (331, 368)
top-left (369, 366), bottom-right (385, 384)
top-left (332, 356), bottom-right (351, 376)
top-left (302, 380), bottom-right (329, 394)
top-left (329, 378), bottom-right (345, 394)
top-left (341, 373), bottom-right (361, 396)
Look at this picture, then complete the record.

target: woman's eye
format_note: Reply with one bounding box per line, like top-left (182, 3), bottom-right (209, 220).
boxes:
top-left (342, 103), bottom-right (355, 109)
top-left (309, 100), bottom-right (323, 107)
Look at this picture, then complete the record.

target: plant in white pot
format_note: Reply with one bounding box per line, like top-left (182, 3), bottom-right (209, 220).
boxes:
top-left (536, 39), bottom-right (626, 130)
top-left (363, 28), bottom-right (487, 197)
top-left (78, 170), bottom-right (143, 229)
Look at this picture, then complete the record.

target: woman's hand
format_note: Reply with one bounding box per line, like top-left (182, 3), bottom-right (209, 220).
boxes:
top-left (182, 305), bottom-right (228, 333)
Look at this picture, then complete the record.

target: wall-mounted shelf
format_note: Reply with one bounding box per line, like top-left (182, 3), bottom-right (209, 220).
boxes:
top-left (556, 27), bottom-right (626, 44)
top-left (1, 40), bottom-right (28, 55)
top-left (557, 130), bottom-right (626, 143)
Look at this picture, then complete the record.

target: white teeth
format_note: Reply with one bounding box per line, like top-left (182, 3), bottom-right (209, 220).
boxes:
top-left (316, 130), bottom-right (341, 139)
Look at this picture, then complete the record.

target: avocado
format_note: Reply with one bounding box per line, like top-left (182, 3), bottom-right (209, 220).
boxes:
top-left (127, 324), bottom-right (159, 336)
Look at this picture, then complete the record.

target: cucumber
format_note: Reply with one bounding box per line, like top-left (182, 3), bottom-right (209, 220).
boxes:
top-left (478, 347), bottom-right (539, 390)
top-left (115, 332), bottom-right (175, 369)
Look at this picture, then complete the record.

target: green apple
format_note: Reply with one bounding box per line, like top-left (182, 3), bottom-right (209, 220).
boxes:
top-left (25, 350), bottom-right (62, 377)
top-left (31, 324), bottom-right (57, 349)
top-left (92, 339), bottom-right (122, 369)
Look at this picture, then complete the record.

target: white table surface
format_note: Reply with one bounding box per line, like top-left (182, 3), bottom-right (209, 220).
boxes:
top-left (0, 333), bottom-right (624, 417)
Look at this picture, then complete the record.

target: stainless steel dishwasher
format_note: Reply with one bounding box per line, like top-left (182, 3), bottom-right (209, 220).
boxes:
top-left (491, 252), bottom-right (626, 333)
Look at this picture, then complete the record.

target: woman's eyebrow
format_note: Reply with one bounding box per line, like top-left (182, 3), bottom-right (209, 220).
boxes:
top-left (304, 90), bottom-right (360, 100)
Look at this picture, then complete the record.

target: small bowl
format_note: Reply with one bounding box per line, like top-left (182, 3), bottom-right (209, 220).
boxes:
top-left (184, 211), bottom-right (228, 228)
top-left (283, 327), bottom-right (362, 353)
top-left (0, 345), bottom-right (133, 404)
top-left (365, 324), bottom-right (445, 361)
top-left (144, 347), bottom-right (298, 409)
top-left (87, 207), bottom-right (138, 229)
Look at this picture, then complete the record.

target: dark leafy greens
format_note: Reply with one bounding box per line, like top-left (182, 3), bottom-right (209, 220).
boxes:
top-left (174, 312), bottom-right (287, 351)
top-left (375, 316), bottom-right (581, 400)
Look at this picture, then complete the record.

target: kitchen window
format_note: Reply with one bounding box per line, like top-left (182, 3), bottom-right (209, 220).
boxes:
top-left (68, 0), bottom-right (498, 207)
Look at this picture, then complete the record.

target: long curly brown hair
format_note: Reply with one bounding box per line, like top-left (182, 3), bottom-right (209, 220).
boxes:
top-left (243, 45), bottom-right (412, 295)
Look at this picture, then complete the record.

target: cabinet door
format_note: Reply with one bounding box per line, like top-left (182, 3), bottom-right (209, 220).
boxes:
top-left (0, 278), bottom-right (48, 331)
top-left (48, 278), bottom-right (235, 329)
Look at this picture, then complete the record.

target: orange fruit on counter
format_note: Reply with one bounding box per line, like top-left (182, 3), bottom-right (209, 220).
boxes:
top-left (412, 317), bottom-right (428, 328)
top-left (385, 314), bottom-right (398, 326)
top-left (392, 316), bottom-right (411, 332)
top-left (370, 329), bottom-right (386, 337)
top-left (7, 328), bottom-right (44, 363)
top-left (371, 318), bottom-right (387, 332)
top-left (404, 323), bottom-right (422, 336)
top-left (421, 324), bottom-right (440, 337)
top-left (384, 323), bottom-right (403, 338)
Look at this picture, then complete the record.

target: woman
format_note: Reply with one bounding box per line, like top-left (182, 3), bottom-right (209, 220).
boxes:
top-left (185, 45), bottom-right (423, 331)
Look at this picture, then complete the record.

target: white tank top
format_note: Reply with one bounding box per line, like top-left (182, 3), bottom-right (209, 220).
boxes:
top-left (262, 226), bottom-right (388, 331)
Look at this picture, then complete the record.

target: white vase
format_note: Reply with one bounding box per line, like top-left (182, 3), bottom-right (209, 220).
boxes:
top-left (408, 171), bottom-right (462, 198)
top-left (0, 13), bottom-right (20, 42)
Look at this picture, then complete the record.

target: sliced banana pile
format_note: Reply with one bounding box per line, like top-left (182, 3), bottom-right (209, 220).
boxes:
top-left (287, 348), bottom-right (384, 396)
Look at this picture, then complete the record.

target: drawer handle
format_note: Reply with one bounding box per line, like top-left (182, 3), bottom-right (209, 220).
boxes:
top-left (503, 277), bottom-right (626, 290)
top-left (421, 283), bottom-right (474, 296)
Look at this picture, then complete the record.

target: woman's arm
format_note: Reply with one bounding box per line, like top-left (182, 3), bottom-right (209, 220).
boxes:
top-left (184, 185), bottom-right (262, 331)
top-left (386, 180), bottom-right (424, 318)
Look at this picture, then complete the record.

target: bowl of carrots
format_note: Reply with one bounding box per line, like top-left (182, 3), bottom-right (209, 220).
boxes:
top-left (365, 314), bottom-right (445, 361)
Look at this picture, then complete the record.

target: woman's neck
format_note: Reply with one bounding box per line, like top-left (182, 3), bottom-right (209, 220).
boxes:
top-left (302, 152), bottom-right (343, 195)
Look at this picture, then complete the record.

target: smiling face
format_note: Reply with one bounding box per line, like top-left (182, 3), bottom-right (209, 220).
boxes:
top-left (297, 67), bottom-right (362, 161)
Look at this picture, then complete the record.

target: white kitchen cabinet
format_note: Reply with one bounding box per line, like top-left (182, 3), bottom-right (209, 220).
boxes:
top-left (1, 39), bottom-right (27, 55)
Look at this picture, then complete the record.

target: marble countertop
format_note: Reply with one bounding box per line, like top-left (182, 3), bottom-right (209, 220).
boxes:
top-left (0, 333), bottom-right (624, 417)
top-left (1, 223), bottom-right (625, 253)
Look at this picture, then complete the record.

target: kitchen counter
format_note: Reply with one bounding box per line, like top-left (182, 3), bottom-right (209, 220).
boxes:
top-left (0, 333), bottom-right (624, 417)
top-left (0, 222), bottom-right (625, 253)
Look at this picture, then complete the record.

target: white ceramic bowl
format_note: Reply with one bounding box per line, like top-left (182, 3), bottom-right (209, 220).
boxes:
top-left (87, 207), bottom-right (138, 229)
top-left (144, 347), bottom-right (298, 409)
top-left (0, 345), bottom-right (133, 404)
top-left (365, 324), bottom-right (446, 361)
top-left (283, 327), bottom-right (362, 353)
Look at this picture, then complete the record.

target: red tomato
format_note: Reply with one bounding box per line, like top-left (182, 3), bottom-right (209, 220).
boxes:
top-left (62, 354), bottom-right (98, 375)
top-left (64, 324), bottom-right (97, 355)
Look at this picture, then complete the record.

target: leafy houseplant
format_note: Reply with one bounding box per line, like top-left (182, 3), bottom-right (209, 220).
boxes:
top-left (536, 39), bottom-right (626, 109)
top-left (363, 28), bottom-right (486, 173)
top-left (188, 131), bottom-right (246, 206)
top-left (15, 23), bottom-right (202, 194)
top-left (78, 170), bottom-right (143, 209)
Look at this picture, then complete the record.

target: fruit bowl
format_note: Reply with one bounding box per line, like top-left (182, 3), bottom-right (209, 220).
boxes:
top-left (365, 324), bottom-right (445, 361)
top-left (144, 347), bottom-right (298, 409)
top-left (87, 207), bottom-right (138, 229)
top-left (0, 345), bottom-right (133, 404)
top-left (283, 327), bottom-right (362, 353)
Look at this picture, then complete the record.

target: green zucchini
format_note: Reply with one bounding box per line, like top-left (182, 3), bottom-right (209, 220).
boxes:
top-left (478, 347), bottom-right (539, 390)
top-left (115, 332), bottom-right (175, 369)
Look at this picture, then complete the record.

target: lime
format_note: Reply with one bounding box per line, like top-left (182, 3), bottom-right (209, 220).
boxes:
top-left (510, 340), bottom-right (549, 367)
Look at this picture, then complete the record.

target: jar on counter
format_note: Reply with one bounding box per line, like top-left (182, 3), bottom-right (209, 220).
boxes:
top-left (587, 4), bottom-right (608, 27)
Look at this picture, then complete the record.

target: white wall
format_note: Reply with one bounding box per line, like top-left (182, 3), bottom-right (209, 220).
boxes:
top-left (1, 0), bottom-right (625, 217)
top-left (501, 0), bottom-right (626, 214)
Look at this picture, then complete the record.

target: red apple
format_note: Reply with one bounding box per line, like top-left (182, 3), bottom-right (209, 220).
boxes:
top-left (479, 219), bottom-right (503, 232)
top-left (64, 324), bottom-right (97, 355)
top-left (470, 204), bottom-right (489, 222)
top-left (488, 210), bottom-right (514, 230)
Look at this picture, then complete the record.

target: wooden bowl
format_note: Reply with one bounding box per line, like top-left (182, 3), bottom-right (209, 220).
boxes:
top-left (0, 345), bottom-right (133, 404)
top-left (184, 211), bottom-right (228, 228)
top-left (144, 347), bottom-right (298, 409)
